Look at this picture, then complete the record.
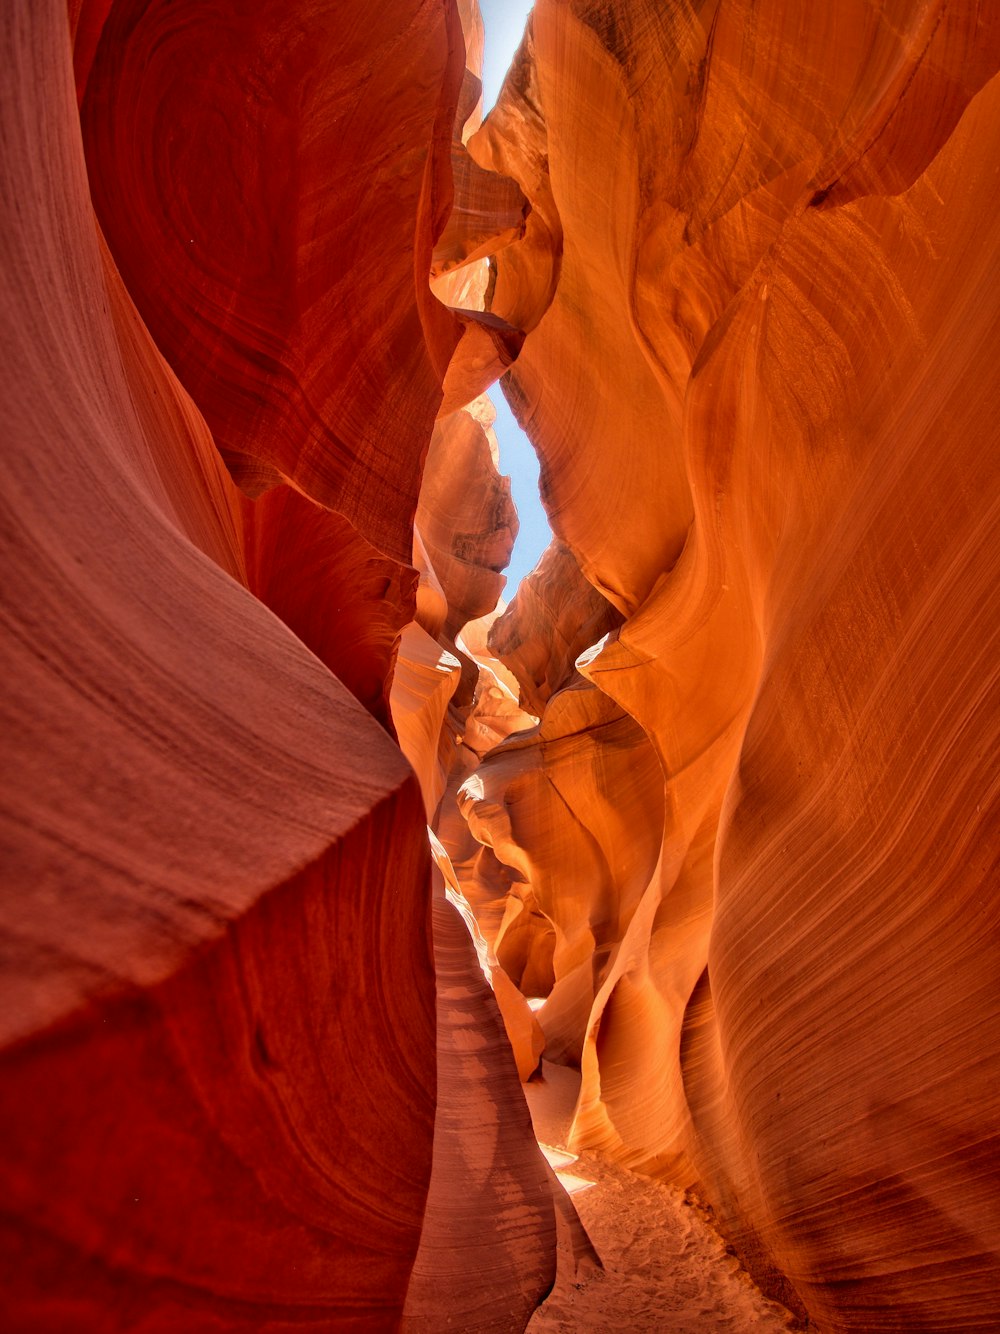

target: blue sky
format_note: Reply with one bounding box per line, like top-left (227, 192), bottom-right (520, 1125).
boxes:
top-left (478, 0), bottom-right (550, 596)
top-left (492, 384), bottom-right (551, 595)
top-left (479, 0), bottom-right (535, 110)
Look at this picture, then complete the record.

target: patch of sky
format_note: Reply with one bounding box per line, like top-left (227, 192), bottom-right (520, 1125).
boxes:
top-left (491, 384), bottom-right (551, 595)
top-left (479, 0), bottom-right (534, 112)
top-left (478, 1), bottom-right (550, 598)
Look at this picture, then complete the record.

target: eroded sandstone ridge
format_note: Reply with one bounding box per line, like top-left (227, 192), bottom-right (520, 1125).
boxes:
top-left (2, 0), bottom-right (1000, 1331)
top-left (452, 2), bottom-right (1000, 1330)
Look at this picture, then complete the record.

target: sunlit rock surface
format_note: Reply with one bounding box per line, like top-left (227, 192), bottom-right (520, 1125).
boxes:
top-left (417, 397), bottom-right (519, 643)
top-left (451, 1), bottom-right (1000, 1329)
top-left (488, 540), bottom-right (624, 717)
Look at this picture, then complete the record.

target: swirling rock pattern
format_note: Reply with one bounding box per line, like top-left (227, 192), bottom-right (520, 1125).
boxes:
top-left (488, 540), bottom-right (624, 717)
top-left (8, 0), bottom-right (1000, 1328)
top-left (1, 1), bottom-right (559, 1329)
top-left (460, 685), bottom-right (665, 1092)
top-left (451, 0), bottom-right (1000, 1328)
top-left (416, 398), bottom-right (519, 643)
top-left (79, 0), bottom-right (464, 565)
top-left (1, 4), bottom-right (438, 1326)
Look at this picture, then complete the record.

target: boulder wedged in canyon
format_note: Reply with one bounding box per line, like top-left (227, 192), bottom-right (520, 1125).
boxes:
top-left (446, 1), bottom-right (1000, 1328)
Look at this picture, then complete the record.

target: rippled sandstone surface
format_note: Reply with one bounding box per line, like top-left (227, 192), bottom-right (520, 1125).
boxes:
top-left (461, 2), bottom-right (1000, 1329)
top-left (2, 3), bottom-right (554, 1330)
top-left (2, 1), bottom-right (999, 1331)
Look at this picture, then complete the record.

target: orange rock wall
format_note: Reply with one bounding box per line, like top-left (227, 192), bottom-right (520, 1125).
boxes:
top-left (455, 1), bottom-right (1000, 1328)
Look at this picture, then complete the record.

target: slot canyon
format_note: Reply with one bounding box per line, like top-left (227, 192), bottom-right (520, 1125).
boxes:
top-left (2, 0), bottom-right (999, 1329)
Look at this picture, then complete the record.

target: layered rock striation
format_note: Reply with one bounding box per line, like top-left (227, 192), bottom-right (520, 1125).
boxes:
top-left (449, 2), bottom-right (1000, 1329)
top-left (3, 1), bottom-right (1000, 1331)
top-left (1, 3), bottom-right (556, 1330)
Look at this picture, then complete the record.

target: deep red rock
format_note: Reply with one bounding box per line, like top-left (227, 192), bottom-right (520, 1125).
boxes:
top-left (79, 0), bottom-right (466, 566)
top-left (1, 5), bottom-right (439, 1326)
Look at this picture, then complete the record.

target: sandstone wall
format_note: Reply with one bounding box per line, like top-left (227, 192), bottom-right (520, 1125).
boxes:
top-left (1, 3), bottom-right (557, 1328)
top-left (454, 2), bottom-right (1000, 1328)
top-left (4, 1), bottom-right (1000, 1330)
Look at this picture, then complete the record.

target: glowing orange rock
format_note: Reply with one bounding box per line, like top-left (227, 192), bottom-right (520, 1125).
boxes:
top-left (391, 623), bottom-right (462, 819)
top-left (454, 1), bottom-right (1000, 1327)
top-left (459, 686), bottom-right (665, 1088)
top-left (488, 540), bottom-right (624, 717)
top-left (417, 398), bottom-right (519, 641)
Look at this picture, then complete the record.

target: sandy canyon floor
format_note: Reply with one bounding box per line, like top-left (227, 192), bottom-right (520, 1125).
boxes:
top-left (525, 1064), bottom-right (810, 1333)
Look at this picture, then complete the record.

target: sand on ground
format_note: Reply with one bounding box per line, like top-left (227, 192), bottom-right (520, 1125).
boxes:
top-left (524, 1062), bottom-right (811, 1333)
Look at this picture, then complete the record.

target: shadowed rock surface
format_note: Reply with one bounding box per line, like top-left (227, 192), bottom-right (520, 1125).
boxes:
top-left (2, 3), bottom-right (552, 1329)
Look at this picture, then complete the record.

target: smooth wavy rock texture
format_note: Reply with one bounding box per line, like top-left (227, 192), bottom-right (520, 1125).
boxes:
top-left (78, 0), bottom-right (465, 565)
top-left (401, 860), bottom-right (555, 1333)
top-left (0, 3), bottom-right (439, 1326)
top-left (417, 397), bottom-right (519, 642)
top-left (6, 0), bottom-right (1000, 1330)
top-left (488, 540), bottom-right (624, 717)
top-left (449, 1), bottom-right (1000, 1329)
top-left (460, 686), bottom-right (666, 1088)
top-left (1, 1), bottom-right (558, 1329)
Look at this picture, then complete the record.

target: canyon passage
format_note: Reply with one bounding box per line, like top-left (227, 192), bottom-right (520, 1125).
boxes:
top-left (2, 1), bottom-right (999, 1330)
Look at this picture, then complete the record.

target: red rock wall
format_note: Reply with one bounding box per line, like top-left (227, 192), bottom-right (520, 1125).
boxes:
top-left (78, 0), bottom-right (464, 563)
top-left (1, 1), bottom-right (558, 1328)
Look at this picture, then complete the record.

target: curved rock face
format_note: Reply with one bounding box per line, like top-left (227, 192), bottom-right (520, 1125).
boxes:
top-left (460, 687), bottom-right (665, 1080)
top-left (488, 540), bottom-right (624, 717)
top-left (417, 398), bottom-right (519, 643)
top-left (446, 1), bottom-right (1000, 1329)
top-left (243, 489), bottom-right (417, 730)
top-left (79, 0), bottom-right (464, 564)
top-left (1, 6), bottom-right (438, 1325)
top-left (7, 0), bottom-right (1000, 1329)
top-left (1, 2), bottom-right (557, 1329)
top-left (401, 845), bottom-right (553, 1332)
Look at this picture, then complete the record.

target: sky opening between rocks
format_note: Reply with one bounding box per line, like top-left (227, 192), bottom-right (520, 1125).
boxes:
top-left (479, 0), bottom-right (551, 597)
